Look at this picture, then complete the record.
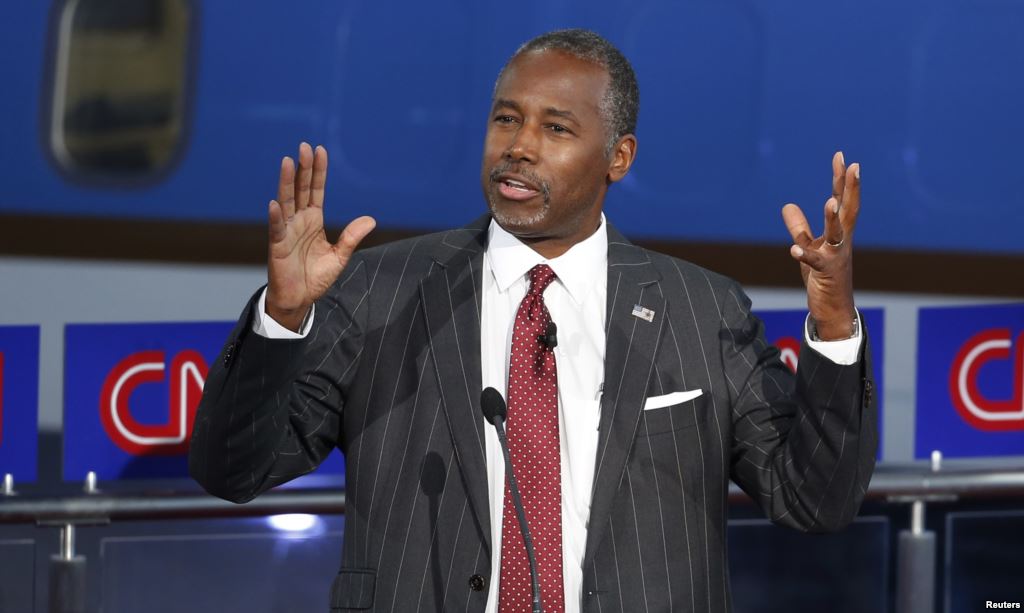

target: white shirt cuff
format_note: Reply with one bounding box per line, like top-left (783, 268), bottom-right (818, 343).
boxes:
top-left (252, 287), bottom-right (315, 339)
top-left (803, 310), bottom-right (863, 366)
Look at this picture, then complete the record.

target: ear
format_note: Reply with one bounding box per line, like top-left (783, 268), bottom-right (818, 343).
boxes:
top-left (607, 134), bottom-right (637, 184)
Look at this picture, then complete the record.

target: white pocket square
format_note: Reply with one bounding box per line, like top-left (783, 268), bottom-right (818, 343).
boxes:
top-left (643, 389), bottom-right (703, 411)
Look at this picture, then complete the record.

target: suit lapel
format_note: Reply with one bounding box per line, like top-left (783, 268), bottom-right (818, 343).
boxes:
top-left (584, 224), bottom-right (666, 570)
top-left (419, 216), bottom-right (491, 548)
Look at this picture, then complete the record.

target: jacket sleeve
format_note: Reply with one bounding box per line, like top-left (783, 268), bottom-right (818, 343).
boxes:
top-left (722, 282), bottom-right (877, 532)
top-left (188, 256), bottom-right (369, 503)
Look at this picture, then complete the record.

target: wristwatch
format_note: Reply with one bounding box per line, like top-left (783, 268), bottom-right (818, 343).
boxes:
top-left (807, 313), bottom-right (860, 342)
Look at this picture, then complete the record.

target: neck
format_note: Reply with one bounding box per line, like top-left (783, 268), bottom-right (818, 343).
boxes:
top-left (519, 219), bottom-right (602, 259)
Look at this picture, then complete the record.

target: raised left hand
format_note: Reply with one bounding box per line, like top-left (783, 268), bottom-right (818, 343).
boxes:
top-left (782, 151), bottom-right (861, 340)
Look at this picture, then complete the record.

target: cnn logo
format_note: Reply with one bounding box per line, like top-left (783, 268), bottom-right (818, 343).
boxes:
top-left (99, 350), bottom-right (208, 455)
top-left (949, 329), bottom-right (1024, 431)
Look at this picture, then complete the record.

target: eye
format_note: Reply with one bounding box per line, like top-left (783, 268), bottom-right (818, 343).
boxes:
top-left (493, 115), bottom-right (518, 125)
top-left (546, 123), bottom-right (572, 135)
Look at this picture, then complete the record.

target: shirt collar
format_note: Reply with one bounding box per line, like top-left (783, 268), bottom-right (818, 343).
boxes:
top-left (486, 214), bottom-right (608, 304)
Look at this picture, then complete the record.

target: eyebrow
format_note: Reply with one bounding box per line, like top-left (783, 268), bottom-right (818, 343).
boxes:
top-left (493, 98), bottom-right (581, 124)
top-left (545, 107), bottom-right (579, 123)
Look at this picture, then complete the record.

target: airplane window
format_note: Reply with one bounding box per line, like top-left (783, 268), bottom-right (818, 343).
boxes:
top-left (49, 0), bottom-right (191, 181)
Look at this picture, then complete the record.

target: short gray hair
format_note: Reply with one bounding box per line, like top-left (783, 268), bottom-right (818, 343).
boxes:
top-left (497, 29), bottom-right (639, 155)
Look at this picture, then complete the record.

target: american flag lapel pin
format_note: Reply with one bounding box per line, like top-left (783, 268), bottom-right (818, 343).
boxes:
top-left (631, 304), bottom-right (655, 322)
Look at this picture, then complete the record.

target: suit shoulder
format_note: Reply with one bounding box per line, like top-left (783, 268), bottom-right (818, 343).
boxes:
top-left (640, 247), bottom-right (760, 334)
top-left (340, 224), bottom-right (486, 296)
top-left (642, 247), bottom-right (744, 296)
top-left (352, 228), bottom-right (442, 262)
top-left (353, 226), bottom-right (481, 266)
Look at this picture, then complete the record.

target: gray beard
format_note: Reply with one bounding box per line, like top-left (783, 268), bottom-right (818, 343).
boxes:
top-left (487, 195), bottom-right (551, 231)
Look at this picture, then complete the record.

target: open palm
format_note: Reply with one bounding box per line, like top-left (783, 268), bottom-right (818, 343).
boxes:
top-left (265, 143), bottom-right (375, 331)
top-left (781, 151), bottom-right (861, 340)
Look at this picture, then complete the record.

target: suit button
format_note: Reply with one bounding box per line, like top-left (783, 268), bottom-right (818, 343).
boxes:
top-left (468, 574), bottom-right (486, 592)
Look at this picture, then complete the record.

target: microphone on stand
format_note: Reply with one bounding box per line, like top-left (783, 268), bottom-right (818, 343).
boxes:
top-left (481, 387), bottom-right (543, 613)
top-left (538, 321), bottom-right (558, 350)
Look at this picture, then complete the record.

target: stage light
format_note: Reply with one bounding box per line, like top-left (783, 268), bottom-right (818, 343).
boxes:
top-left (266, 513), bottom-right (320, 533)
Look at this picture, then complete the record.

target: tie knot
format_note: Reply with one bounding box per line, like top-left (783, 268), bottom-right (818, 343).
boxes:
top-left (527, 264), bottom-right (556, 295)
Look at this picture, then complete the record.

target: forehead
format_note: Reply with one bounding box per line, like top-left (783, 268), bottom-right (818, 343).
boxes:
top-left (493, 49), bottom-right (608, 117)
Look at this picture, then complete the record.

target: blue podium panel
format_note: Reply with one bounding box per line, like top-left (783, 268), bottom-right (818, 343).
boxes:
top-left (727, 516), bottom-right (890, 613)
top-left (945, 510), bottom-right (1024, 612)
top-left (65, 322), bottom-right (236, 481)
top-left (64, 322), bottom-right (344, 483)
top-left (0, 326), bottom-right (40, 482)
top-left (916, 304), bottom-right (1024, 459)
top-left (89, 516), bottom-right (344, 613)
top-left (0, 539), bottom-right (35, 611)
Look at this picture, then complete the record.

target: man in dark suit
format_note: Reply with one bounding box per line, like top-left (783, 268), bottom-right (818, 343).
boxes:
top-left (189, 29), bottom-right (875, 613)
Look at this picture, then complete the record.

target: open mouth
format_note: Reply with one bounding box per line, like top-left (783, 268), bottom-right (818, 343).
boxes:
top-left (494, 173), bottom-right (543, 201)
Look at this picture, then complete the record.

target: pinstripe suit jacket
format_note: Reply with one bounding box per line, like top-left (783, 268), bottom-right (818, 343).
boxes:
top-left (189, 214), bottom-right (877, 613)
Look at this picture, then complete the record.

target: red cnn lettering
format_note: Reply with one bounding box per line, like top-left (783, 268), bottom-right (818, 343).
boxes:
top-left (773, 336), bottom-right (801, 374)
top-left (99, 350), bottom-right (208, 455)
top-left (949, 329), bottom-right (1024, 432)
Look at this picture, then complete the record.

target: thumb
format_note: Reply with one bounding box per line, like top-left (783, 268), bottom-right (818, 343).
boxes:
top-left (789, 243), bottom-right (827, 272)
top-left (333, 216), bottom-right (377, 264)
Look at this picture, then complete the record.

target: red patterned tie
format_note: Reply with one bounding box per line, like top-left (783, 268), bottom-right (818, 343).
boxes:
top-left (499, 264), bottom-right (564, 613)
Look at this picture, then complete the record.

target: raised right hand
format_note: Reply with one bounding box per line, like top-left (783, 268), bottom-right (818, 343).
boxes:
top-left (265, 142), bottom-right (376, 331)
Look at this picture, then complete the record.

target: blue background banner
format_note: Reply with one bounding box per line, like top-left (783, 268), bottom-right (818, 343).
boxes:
top-left (917, 304), bottom-right (1024, 459)
top-left (755, 308), bottom-right (885, 459)
top-left (3, 1), bottom-right (1022, 255)
top-left (0, 326), bottom-right (40, 482)
top-left (64, 321), bottom-right (344, 482)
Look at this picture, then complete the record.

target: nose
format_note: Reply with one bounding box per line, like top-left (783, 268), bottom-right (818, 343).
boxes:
top-left (504, 122), bottom-right (539, 163)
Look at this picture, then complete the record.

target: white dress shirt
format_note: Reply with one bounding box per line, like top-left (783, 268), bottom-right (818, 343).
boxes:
top-left (253, 216), bottom-right (862, 612)
top-left (480, 217), bottom-right (609, 613)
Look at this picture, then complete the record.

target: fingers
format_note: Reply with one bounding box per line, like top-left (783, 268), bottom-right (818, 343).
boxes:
top-left (781, 203), bottom-right (814, 248)
top-left (787, 152), bottom-right (860, 280)
top-left (295, 142), bottom-right (314, 212)
top-left (277, 156), bottom-right (296, 219)
top-left (277, 143), bottom-right (325, 217)
top-left (840, 162), bottom-right (861, 235)
top-left (823, 197), bottom-right (843, 246)
top-left (333, 216), bottom-right (377, 265)
top-left (310, 145), bottom-right (328, 209)
top-left (830, 152), bottom-right (860, 243)
top-left (831, 151), bottom-right (846, 202)
top-left (268, 200), bottom-right (287, 244)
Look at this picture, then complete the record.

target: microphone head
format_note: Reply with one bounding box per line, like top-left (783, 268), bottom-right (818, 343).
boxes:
top-left (480, 387), bottom-right (507, 425)
top-left (542, 321), bottom-right (558, 349)
top-left (544, 321), bottom-right (561, 345)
